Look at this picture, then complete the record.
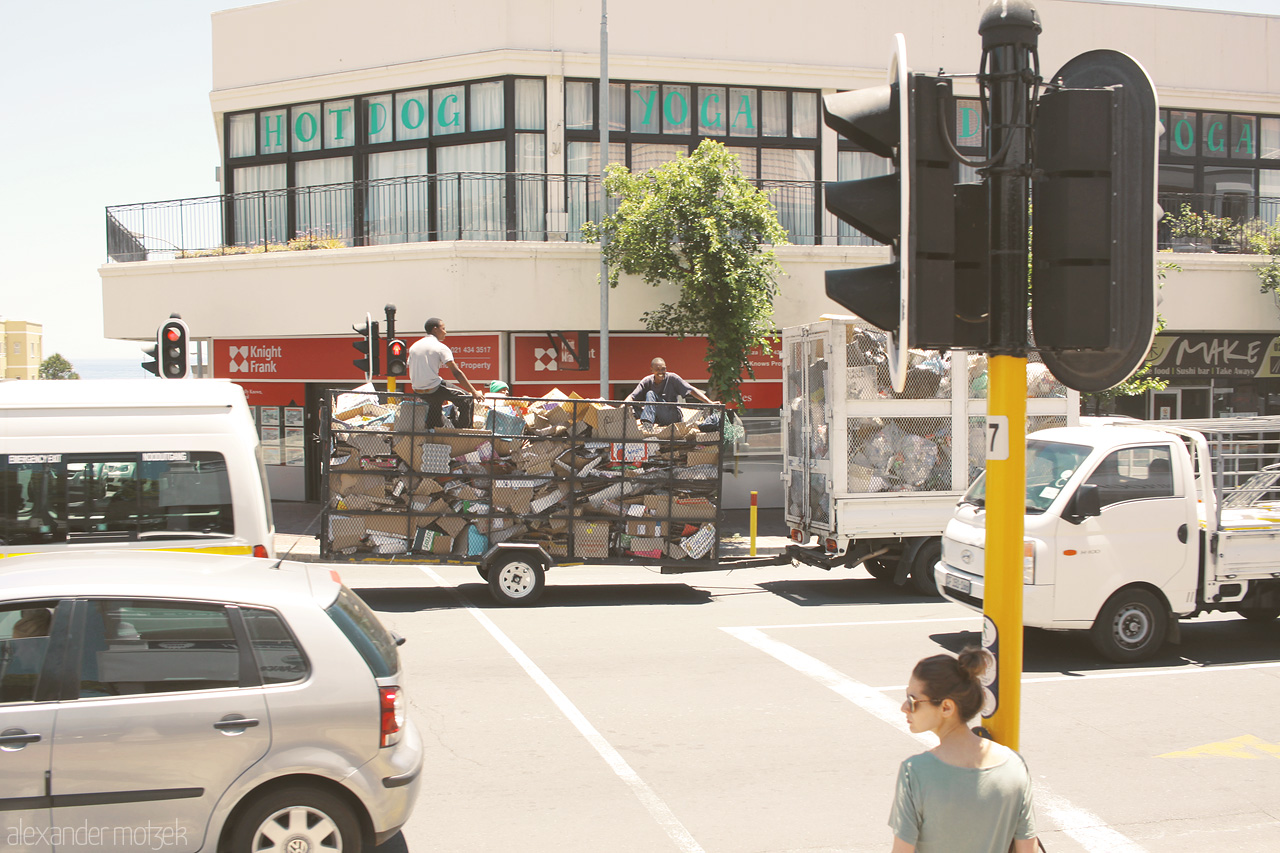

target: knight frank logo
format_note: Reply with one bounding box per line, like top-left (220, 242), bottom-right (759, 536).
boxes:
top-left (533, 347), bottom-right (560, 371)
top-left (228, 344), bottom-right (282, 374)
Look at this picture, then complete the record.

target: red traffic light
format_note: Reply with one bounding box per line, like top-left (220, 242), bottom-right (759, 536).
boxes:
top-left (390, 342), bottom-right (404, 356)
top-left (165, 327), bottom-right (181, 342)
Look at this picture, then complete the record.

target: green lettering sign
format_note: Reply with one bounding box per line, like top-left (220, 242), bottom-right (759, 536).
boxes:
top-left (700, 93), bottom-right (723, 129)
top-left (1236, 121), bottom-right (1254, 156)
top-left (295, 111), bottom-right (318, 143)
top-left (263, 113), bottom-right (283, 149)
top-left (664, 90), bottom-right (688, 127)
top-left (401, 98), bottom-right (425, 130)
top-left (960, 106), bottom-right (980, 141)
top-left (732, 94), bottom-right (755, 131)
top-left (1207, 120), bottom-right (1225, 152)
top-left (437, 93), bottom-right (461, 128)
top-left (368, 101), bottom-right (386, 136)
top-left (633, 87), bottom-right (658, 128)
top-left (328, 105), bottom-right (352, 140)
top-left (1174, 118), bottom-right (1194, 152)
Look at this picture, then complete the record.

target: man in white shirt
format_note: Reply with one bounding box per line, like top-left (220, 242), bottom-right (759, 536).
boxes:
top-left (408, 318), bottom-right (483, 428)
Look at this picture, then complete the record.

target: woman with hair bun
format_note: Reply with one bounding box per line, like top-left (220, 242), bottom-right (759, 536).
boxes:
top-left (889, 647), bottom-right (1039, 853)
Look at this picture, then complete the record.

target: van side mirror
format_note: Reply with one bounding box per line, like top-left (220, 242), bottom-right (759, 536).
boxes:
top-left (1065, 483), bottom-right (1102, 524)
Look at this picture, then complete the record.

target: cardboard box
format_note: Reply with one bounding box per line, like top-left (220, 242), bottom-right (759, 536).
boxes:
top-left (430, 429), bottom-right (491, 457)
top-left (594, 406), bottom-right (640, 439)
top-left (327, 516), bottom-right (363, 552)
top-left (680, 523), bottom-right (716, 559)
top-left (363, 514), bottom-right (409, 538)
top-left (343, 431), bottom-right (393, 458)
top-left (412, 478), bottom-right (443, 496)
top-left (492, 483), bottom-right (535, 515)
top-left (573, 520), bottom-right (610, 559)
top-left (331, 473), bottom-right (385, 498)
top-left (627, 538), bottom-right (664, 558)
top-left (626, 519), bottom-right (665, 537)
top-left (610, 440), bottom-right (658, 463)
top-left (531, 484), bottom-right (569, 514)
top-left (436, 515), bottom-right (468, 538)
top-left (396, 399), bottom-right (431, 433)
top-left (430, 533), bottom-right (455, 554)
top-left (686, 448), bottom-right (720, 467)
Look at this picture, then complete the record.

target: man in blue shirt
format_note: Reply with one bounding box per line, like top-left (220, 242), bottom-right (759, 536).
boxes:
top-left (624, 358), bottom-right (717, 426)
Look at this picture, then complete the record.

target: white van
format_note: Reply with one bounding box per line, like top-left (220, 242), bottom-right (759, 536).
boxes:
top-left (1, 379), bottom-right (276, 559)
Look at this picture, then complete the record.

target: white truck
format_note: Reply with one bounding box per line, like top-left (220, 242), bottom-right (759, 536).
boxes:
top-left (936, 417), bottom-right (1280, 661)
top-left (781, 317), bottom-right (1078, 595)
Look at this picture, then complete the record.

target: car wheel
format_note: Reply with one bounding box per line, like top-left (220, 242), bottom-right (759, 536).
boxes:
top-left (488, 553), bottom-right (545, 605)
top-left (230, 786), bottom-right (362, 853)
top-left (1240, 607), bottom-right (1280, 624)
top-left (863, 558), bottom-right (895, 582)
top-left (909, 539), bottom-right (942, 597)
top-left (1091, 588), bottom-right (1168, 663)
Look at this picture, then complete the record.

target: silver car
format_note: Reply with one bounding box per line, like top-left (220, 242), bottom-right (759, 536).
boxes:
top-left (0, 550), bottom-right (422, 853)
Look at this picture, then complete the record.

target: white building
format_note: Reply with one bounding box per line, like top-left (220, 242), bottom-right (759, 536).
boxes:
top-left (100, 0), bottom-right (1280, 499)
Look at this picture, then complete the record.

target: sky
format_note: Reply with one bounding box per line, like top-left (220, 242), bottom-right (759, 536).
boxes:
top-left (1, 0), bottom-right (1276, 366)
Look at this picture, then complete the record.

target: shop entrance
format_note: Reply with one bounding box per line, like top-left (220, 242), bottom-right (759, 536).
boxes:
top-left (1152, 386), bottom-right (1211, 419)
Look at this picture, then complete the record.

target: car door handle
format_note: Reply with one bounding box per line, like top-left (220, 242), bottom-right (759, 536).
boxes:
top-left (213, 716), bottom-right (260, 731)
top-left (0, 729), bottom-right (42, 747)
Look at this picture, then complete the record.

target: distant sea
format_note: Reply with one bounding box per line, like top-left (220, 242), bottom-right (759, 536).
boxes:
top-left (69, 357), bottom-right (157, 380)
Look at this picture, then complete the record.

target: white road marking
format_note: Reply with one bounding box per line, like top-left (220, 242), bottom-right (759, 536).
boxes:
top-left (421, 568), bottom-right (705, 853)
top-left (746, 616), bottom-right (979, 630)
top-left (723, 625), bottom-right (1147, 853)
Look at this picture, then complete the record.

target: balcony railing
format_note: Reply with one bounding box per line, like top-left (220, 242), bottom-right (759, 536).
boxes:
top-left (105, 173), bottom-right (884, 263)
top-left (105, 180), bottom-right (1280, 263)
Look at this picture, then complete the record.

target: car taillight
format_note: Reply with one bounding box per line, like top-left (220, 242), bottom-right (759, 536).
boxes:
top-left (379, 686), bottom-right (404, 747)
top-left (252, 544), bottom-right (269, 558)
top-left (790, 528), bottom-right (804, 543)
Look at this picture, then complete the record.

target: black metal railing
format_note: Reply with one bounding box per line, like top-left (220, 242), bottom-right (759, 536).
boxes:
top-left (1158, 192), bottom-right (1280, 254)
top-left (104, 173), bottom-right (881, 262)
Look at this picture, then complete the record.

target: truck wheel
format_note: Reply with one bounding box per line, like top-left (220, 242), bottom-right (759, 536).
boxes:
top-left (1240, 607), bottom-right (1280, 624)
top-left (864, 559), bottom-right (895, 582)
top-left (909, 539), bottom-right (942, 597)
top-left (1091, 589), bottom-right (1167, 662)
top-left (488, 554), bottom-right (546, 605)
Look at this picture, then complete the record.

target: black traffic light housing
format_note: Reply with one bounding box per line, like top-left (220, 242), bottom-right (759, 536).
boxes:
top-left (141, 341), bottom-right (161, 377)
top-left (1032, 50), bottom-right (1158, 392)
top-left (384, 304), bottom-right (406, 377)
top-left (822, 35), bottom-right (985, 390)
top-left (158, 316), bottom-right (190, 379)
top-left (352, 315), bottom-right (381, 378)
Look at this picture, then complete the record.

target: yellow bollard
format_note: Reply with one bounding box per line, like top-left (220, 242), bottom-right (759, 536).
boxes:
top-left (749, 490), bottom-right (758, 556)
top-left (387, 377), bottom-right (397, 393)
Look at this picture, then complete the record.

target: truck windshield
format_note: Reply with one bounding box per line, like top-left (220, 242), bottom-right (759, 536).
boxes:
top-left (961, 440), bottom-right (1092, 513)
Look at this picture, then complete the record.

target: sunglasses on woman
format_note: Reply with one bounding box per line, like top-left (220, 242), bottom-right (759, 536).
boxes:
top-left (905, 694), bottom-right (941, 713)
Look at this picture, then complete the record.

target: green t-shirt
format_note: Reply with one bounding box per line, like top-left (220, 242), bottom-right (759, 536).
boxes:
top-left (888, 745), bottom-right (1036, 853)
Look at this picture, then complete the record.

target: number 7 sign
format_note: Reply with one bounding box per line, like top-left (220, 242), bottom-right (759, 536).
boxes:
top-left (986, 415), bottom-right (1010, 461)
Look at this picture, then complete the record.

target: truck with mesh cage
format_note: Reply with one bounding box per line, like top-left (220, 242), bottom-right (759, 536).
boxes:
top-left (781, 317), bottom-right (1079, 595)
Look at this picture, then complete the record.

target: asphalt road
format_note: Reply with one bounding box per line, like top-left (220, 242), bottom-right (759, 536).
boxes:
top-left (334, 559), bottom-right (1280, 853)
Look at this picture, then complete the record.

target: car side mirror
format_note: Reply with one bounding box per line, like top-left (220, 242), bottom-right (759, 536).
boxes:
top-left (1065, 483), bottom-right (1102, 524)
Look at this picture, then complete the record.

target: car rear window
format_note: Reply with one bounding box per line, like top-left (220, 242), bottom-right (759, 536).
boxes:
top-left (325, 586), bottom-right (398, 678)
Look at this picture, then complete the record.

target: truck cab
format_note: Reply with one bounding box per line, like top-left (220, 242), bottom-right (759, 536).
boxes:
top-left (937, 419), bottom-right (1280, 661)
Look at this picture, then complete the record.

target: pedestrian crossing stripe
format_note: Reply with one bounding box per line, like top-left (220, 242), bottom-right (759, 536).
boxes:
top-left (1160, 734), bottom-right (1280, 759)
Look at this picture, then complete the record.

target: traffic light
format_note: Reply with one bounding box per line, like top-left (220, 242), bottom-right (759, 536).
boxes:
top-left (142, 340), bottom-right (160, 377)
top-left (158, 317), bottom-right (190, 379)
top-left (822, 35), bottom-right (980, 391)
top-left (386, 338), bottom-right (407, 377)
top-left (352, 316), bottom-right (381, 378)
top-left (1031, 49), bottom-right (1158, 392)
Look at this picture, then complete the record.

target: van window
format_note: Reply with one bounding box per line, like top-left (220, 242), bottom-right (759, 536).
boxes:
top-left (1, 452), bottom-right (234, 547)
top-left (1084, 446), bottom-right (1178, 508)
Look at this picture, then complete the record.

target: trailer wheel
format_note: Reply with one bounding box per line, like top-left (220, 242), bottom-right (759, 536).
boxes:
top-left (476, 566), bottom-right (490, 581)
top-left (488, 554), bottom-right (546, 606)
top-left (1091, 588), bottom-right (1167, 662)
top-left (909, 539), bottom-right (942, 597)
top-left (1240, 607), bottom-right (1280, 624)
top-left (864, 559), bottom-right (895, 582)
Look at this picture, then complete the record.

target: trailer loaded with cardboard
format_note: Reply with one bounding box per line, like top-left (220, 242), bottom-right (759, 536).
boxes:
top-left (321, 388), bottom-right (788, 603)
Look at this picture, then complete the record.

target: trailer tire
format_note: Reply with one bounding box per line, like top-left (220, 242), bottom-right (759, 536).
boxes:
top-left (488, 553), bottom-right (546, 606)
top-left (909, 539), bottom-right (942, 597)
top-left (476, 566), bottom-right (490, 581)
top-left (1240, 607), bottom-right (1280, 624)
top-left (1091, 588), bottom-right (1167, 662)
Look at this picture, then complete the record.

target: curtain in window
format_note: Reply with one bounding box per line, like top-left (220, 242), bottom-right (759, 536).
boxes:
top-left (471, 81), bottom-right (504, 131)
top-left (437, 141), bottom-right (505, 240)
top-left (516, 134), bottom-right (546, 240)
top-left (762, 148), bottom-right (816, 245)
top-left (232, 164), bottom-right (286, 247)
top-left (762, 91), bottom-right (788, 138)
top-left (516, 79), bottom-right (545, 130)
top-left (566, 141), bottom-right (625, 240)
top-left (727, 147), bottom-right (757, 180)
top-left (566, 81), bottom-right (593, 130)
top-left (295, 157), bottom-right (353, 245)
top-left (792, 92), bottom-right (817, 138)
top-left (833, 151), bottom-right (889, 245)
top-left (632, 143), bottom-right (686, 173)
top-left (368, 149), bottom-right (429, 244)
top-left (229, 115), bottom-right (255, 158)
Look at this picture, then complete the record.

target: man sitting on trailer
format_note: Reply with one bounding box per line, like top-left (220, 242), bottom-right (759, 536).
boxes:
top-left (624, 358), bottom-right (717, 426)
top-left (408, 318), bottom-right (484, 429)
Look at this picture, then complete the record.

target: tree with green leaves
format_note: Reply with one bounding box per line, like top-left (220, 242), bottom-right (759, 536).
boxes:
top-left (583, 139), bottom-right (788, 406)
top-left (39, 353), bottom-right (80, 380)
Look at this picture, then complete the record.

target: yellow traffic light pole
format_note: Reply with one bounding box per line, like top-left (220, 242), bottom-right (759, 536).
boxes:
top-left (982, 355), bottom-right (1027, 749)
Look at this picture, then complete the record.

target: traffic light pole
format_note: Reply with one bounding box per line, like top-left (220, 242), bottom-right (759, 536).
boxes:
top-left (977, 0), bottom-right (1040, 750)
